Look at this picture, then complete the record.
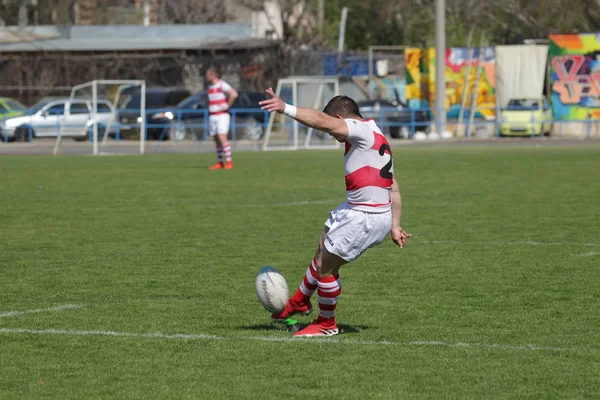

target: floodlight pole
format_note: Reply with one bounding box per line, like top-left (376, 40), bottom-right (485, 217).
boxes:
top-left (458, 28), bottom-right (475, 132)
top-left (337, 7), bottom-right (348, 74)
top-left (317, 0), bottom-right (324, 34)
top-left (434, 0), bottom-right (446, 134)
top-left (92, 80), bottom-right (98, 155)
top-left (140, 81), bottom-right (146, 155)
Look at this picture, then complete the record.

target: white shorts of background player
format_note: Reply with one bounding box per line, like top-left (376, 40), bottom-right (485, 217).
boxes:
top-left (209, 113), bottom-right (231, 136)
top-left (324, 202), bottom-right (392, 262)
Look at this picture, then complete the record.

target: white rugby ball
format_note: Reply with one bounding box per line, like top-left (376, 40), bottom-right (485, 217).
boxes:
top-left (255, 266), bottom-right (289, 313)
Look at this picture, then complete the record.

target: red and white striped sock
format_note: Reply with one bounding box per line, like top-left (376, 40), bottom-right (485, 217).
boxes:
top-left (290, 258), bottom-right (319, 304)
top-left (223, 144), bottom-right (232, 162)
top-left (317, 273), bottom-right (341, 328)
top-left (216, 146), bottom-right (223, 163)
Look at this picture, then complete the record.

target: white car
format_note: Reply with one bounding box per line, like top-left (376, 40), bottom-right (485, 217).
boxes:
top-left (0, 98), bottom-right (115, 142)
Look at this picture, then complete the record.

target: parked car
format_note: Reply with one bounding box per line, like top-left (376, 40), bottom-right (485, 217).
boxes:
top-left (157, 91), bottom-right (269, 141)
top-left (0, 98), bottom-right (115, 142)
top-left (357, 99), bottom-right (429, 139)
top-left (500, 98), bottom-right (553, 136)
top-left (0, 97), bottom-right (26, 118)
top-left (117, 88), bottom-right (191, 140)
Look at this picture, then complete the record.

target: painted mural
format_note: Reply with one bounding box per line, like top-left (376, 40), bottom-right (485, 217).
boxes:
top-left (405, 47), bottom-right (496, 118)
top-left (548, 34), bottom-right (600, 121)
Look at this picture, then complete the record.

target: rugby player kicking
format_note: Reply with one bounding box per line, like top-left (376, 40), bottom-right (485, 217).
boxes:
top-left (259, 89), bottom-right (411, 337)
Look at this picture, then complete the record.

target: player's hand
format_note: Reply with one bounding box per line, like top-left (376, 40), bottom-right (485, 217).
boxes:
top-left (259, 87), bottom-right (285, 113)
top-left (391, 226), bottom-right (412, 248)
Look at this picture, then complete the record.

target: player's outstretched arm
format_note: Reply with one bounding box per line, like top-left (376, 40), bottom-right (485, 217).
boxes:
top-left (390, 176), bottom-right (411, 248)
top-left (259, 88), bottom-right (349, 138)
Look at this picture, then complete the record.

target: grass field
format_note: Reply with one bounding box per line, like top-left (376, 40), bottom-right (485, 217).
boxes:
top-left (1, 145), bottom-right (599, 399)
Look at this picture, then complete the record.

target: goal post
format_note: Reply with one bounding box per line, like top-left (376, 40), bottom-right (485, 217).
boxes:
top-left (53, 79), bottom-right (146, 156)
top-left (262, 76), bottom-right (340, 151)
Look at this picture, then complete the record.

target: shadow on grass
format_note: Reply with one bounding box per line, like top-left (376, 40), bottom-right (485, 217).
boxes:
top-left (338, 324), bottom-right (369, 334)
top-left (242, 324), bottom-right (283, 331)
top-left (241, 323), bottom-right (369, 335)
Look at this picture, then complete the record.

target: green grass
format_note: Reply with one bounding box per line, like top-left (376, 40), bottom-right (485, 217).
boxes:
top-left (0, 146), bottom-right (599, 399)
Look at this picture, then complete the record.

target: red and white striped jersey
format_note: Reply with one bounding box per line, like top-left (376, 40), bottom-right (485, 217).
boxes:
top-left (343, 118), bottom-right (394, 213)
top-left (208, 80), bottom-right (232, 115)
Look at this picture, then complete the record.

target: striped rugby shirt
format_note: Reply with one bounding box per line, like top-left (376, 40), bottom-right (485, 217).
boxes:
top-left (343, 118), bottom-right (394, 213)
top-left (208, 80), bottom-right (232, 115)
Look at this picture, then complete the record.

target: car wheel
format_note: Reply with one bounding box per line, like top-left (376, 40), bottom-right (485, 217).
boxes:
top-left (15, 126), bottom-right (33, 142)
top-left (170, 123), bottom-right (188, 141)
top-left (400, 126), bottom-right (410, 139)
top-left (146, 128), bottom-right (163, 141)
top-left (240, 117), bottom-right (264, 141)
top-left (75, 125), bottom-right (106, 142)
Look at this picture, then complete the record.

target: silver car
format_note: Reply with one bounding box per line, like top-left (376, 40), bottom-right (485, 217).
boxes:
top-left (1, 98), bottom-right (115, 142)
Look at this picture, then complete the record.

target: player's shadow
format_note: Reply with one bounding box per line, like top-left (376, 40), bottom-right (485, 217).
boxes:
top-left (241, 323), bottom-right (369, 334)
top-left (242, 323), bottom-right (282, 331)
top-left (337, 324), bottom-right (369, 334)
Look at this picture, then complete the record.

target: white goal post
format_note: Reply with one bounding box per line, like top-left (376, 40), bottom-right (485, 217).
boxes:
top-left (262, 76), bottom-right (340, 151)
top-left (53, 79), bottom-right (146, 156)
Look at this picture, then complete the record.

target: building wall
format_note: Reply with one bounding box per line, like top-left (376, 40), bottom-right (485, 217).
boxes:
top-left (405, 47), bottom-right (496, 118)
top-left (549, 33), bottom-right (600, 121)
top-left (77, 0), bottom-right (158, 26)
top-left (227, 0), bottom-right (283, 40)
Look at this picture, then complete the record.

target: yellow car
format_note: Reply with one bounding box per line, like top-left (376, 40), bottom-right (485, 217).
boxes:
top-left (500, 98), bottom-right (553, 136)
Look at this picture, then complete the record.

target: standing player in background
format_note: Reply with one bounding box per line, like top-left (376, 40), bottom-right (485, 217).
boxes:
top-left (259, 89), bottom-right (411, 337)
top-left (206, 67), bottom-right (238, 170)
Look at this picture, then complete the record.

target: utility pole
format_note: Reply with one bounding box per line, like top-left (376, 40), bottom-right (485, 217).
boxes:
top-left (160, 0), bottom-right (167, 24)
top-left (18, 2), bottom-right (28, 27)
top-left (317, 0), bottom-right (324, 34)
top-left (337, 7), bottom-right (348, 74)
top-left (143, 0), bottom-right (150, 26)
top-left (434, 0), bottom-right (446, 134)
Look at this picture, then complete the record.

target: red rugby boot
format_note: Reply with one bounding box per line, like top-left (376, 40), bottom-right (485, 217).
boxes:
top-left (293, 320), bottom-right (339, 337)
top-left (271, 299), bottom-right (312, 321)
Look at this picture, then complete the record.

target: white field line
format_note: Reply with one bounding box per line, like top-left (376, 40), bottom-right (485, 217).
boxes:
top-left (577, 252), bottom-right (600, 257)
top-left (421, 240), bottom-right (600, 247)
top-left (0, 304), bottom-right (82, 318)
top-left (0, 327), bottom-right (582, 353)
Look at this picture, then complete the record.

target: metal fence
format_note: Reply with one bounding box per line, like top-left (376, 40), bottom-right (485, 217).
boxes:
top-left (2, 106), bottom-right (599, 146)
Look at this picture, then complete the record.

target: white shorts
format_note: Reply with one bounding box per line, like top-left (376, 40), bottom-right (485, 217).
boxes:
top-left (324, 202), bottom-right (392, 262)
top-left (209, 113), bottom-right (231, 136)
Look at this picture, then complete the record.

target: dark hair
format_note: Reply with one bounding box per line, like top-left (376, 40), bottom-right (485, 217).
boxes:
top-left (207, 66), bottom-right (221, 78)
top-left (323, 95), bottom-right (362, 119)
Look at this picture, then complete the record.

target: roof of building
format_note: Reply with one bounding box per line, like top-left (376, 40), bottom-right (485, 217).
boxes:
top-left (0, 24), bottom-right (275, 52)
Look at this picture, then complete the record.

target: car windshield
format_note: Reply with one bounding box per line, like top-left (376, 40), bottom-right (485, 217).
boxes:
top-left (121, 92), bottom-right (166, 109)
top-left (5, 99), bottom-right (26, 111)
top-left (233, 92), bottom-right (267, 108)
top-left (27, 99), bottom-right (54, 114)
top-left (177, 94), bottom-right (206, 109)
top-left (507, 99), bottom-right (543, 110)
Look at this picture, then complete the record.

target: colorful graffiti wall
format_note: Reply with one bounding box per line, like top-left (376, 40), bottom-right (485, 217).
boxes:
top-left (549, 34), bottom-right (600, 121)
top-left (405, 47), bottom-right (496, 118)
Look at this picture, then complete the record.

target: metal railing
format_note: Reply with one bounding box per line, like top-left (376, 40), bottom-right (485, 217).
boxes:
top-left (2, 106), bottom-right (599, 143)
top-left (114, 108), bottom-right (270, 142)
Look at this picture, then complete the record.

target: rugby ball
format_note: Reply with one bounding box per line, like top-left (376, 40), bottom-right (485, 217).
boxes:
top-left (255, 266), bottom-right (289, 313)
